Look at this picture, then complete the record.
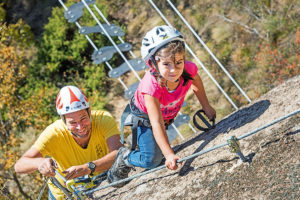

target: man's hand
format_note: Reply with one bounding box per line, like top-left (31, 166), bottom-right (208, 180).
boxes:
top-left (38, 158), bottom-right (57, 177)
top-left (62, 164), bottom-right (90, 180)
top-left (165, 154), bottom-right (181, 170)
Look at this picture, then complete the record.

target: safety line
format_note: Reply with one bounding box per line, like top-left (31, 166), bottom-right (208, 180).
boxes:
top-left (37, 177), bottom-right (49, 200)
top-left (166, 0), bottom-right (251, 103)
top-left (84, 108), bottom-right (300, 195)
top-left (147, 0), bottom-right (238, 110)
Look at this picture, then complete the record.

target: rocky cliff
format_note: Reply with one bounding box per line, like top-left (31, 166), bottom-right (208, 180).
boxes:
top-left (93, 75), bottom-right (300, 199)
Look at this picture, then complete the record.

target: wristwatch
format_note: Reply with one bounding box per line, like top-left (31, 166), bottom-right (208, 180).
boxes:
top-left (87, 162), bottom-right (96, 176)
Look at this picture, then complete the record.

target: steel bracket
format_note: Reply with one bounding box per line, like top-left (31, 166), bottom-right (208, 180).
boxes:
top-left (109, 59), bottom-right (147, 78)
top-left (79, 24), bottom-right (124, 37)
top-left (64, 0), bottom-right (95, 23)
top-left (92, 43), bottom-right (132, 64)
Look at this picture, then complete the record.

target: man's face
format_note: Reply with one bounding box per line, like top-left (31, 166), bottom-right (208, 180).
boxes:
top-left (65, 109), bottom-right (91, 139)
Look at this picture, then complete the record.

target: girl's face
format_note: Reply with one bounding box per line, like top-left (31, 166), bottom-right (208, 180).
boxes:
top-left (155, 51), bottom-right (185, 82)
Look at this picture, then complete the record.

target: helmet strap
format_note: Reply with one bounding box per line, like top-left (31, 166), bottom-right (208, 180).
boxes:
top-left (150, 56), bottom-right (161, 76)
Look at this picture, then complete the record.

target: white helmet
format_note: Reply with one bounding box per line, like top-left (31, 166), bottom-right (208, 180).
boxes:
top-left (56, 86), bottom-right (89, 115)
top-left (141, 25), bottom-right (184, 63)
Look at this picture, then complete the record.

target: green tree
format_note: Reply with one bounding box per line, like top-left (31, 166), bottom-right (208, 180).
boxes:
top-left (0, 19), bottom-right (47, 199)
top-left (29, 0), bottom-right (115, 110)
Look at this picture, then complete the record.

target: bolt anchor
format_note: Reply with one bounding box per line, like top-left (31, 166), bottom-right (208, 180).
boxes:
top-left (227, 136), bottom-right (248, 162)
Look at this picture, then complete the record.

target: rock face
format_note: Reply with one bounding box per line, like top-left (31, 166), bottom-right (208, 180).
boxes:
top-left (94, 76), bottom-right (300, 200)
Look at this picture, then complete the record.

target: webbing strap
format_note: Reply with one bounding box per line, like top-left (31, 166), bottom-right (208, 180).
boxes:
top-left (120, 104), bottom-right (131, 144)
top-left (48, 188), bottom-right (56, 200)
top-left (130, 119), bottom-right (139, 150)
top-left (50, 177), bottom-right (73, 199)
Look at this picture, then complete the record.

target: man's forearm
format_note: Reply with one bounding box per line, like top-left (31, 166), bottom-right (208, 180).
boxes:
top-left (15, 157), bottom-right (47, 174)
top-left (93, 150), bottom-right (118, 173)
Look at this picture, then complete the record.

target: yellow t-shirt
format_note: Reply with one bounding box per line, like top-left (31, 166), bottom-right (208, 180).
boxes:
top-left (33, 110), bottom-right (119, 199)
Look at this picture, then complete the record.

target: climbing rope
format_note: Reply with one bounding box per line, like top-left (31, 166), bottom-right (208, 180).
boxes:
top-left (37, 177), bottom-right (49, 200)
top-left (84, 109), bottom-right (300, 195)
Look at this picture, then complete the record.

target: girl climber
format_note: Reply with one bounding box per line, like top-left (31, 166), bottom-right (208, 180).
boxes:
top-left (107, 25), bottom-right (216, 187)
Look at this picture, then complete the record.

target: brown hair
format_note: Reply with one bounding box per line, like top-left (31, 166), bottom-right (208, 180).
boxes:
top-left (150, 40), bottom-right (193, 87)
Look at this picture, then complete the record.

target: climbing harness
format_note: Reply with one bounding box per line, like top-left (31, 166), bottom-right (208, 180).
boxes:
top-left (193, 109), bottom-right (216, 131)
top-left (120, 97), bottom-right (174, 150)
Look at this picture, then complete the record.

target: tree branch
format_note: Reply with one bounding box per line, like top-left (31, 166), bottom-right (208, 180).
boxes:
top-left (219, 14), bottom-right (268, 41)
top-left (244, 6), bottom-right (262, 21)
top-left (10, 170), bottom-right (32, 200)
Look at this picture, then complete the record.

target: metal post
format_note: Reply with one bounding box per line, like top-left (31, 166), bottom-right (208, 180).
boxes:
top-left (147, 0), bottom-right (238, 110)
top-left (227, 136), bottom-right (248, 162)
top-left (166, 0), bottom-right (251, 103)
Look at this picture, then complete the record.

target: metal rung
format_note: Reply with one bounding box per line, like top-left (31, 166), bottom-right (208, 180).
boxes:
top-left (109, 59), bottom-right (147, 78)
top-left (173, 114), bottom-right (190, 127)
top-left (92, 43), bottom-right (132, 64)
top-left (79, 24), bottom-right (124, 36)
top-left (64, 0), bottom-right (95, 23)
top-left (124, 82), bottom-right (139, 99)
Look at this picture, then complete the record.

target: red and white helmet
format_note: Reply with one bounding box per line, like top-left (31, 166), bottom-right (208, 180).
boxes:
top-left (56, 86), bottom-right (89, 115)
top-left (141, 25), bottom-right (184, 64)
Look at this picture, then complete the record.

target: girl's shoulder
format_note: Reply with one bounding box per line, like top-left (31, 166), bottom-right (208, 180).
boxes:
top-left (139, 70), bottom-right (162, 90)
top-left (184, 61), bottom-right (198, 77)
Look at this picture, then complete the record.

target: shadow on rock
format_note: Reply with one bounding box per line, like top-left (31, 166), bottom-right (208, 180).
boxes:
top-left (175, 100), bottom-right (270, 176)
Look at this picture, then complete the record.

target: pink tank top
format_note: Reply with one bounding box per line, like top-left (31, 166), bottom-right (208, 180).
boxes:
top-left (134, 61), bottom-right (198, 120)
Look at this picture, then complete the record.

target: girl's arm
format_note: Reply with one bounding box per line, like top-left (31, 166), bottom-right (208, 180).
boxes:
top-left (191, 74), bottom-right (216, 120)
top-left (144, 94), bottom-right (179, 170)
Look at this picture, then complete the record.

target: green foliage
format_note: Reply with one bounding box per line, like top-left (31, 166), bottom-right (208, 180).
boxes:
top-left (27, 0), bottom-right (115, 111)
top-left (0, 20), bottom-right (35, 144)
top-left (0, 1), bottom-right (118, 198)
top-left (0, 20), bottom-right (34, 47)
top-left (0, 20), bottom-right (49, 199)
top-left (0, 3), bottom-right (6, 22)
